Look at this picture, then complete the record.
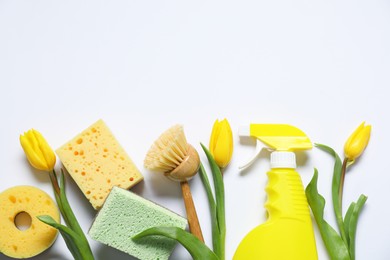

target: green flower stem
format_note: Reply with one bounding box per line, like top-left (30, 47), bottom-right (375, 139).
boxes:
top-left (49, 170), bottom-right (61, 194)
top-left (316, 144), bottom-right (348, 244)
top-left (199, 163), bottom-right (221, 257)
top-left (47, 169), bottom-right (94, 259)
top-left (312, 144), bottom-right (368, 260)
top-left (339, 158), bottom-right (348, 212)
top-left (58, 170), bottom-right (85, 237)
top-left (201, 143), bottom-right (225, 260)
top-left (49, 170), bottom-right (64, 214)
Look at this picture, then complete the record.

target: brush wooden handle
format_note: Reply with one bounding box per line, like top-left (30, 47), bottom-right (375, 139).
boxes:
top-left (180, 181), bottom-right (204, 243)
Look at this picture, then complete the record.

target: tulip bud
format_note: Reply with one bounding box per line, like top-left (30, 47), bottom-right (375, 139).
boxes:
top-left (20, 129), bottom-right (56, 171)
top-left (344, 122), bottom-right (371, 162)
top-left (209, 119), bottom-right (233, 168)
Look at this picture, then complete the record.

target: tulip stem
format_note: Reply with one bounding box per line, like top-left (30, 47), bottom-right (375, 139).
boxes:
top-left (317, 144), bottom-right (348, 245)
top-left (47, 169), bottom-right (95, 259)
top-left (49, 170), bottom-right (60, 195)
top-left (339, 158), bottom-right (348, 212)
top-left (201, 143), bottom-right (226, 260)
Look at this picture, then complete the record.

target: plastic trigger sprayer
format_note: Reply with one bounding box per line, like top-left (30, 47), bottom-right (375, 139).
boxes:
top-left (233, 124), bottom-right (318, 260)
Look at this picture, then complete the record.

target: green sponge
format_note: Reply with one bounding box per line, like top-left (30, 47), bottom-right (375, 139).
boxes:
top-left (88, 186), bottom-right (187, 260)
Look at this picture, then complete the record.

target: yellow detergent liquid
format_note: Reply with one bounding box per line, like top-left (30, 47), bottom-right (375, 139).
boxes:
top-left (234, 124), bottom-right (318, 260)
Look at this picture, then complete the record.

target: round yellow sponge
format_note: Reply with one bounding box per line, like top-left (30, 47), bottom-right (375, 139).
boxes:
top-left (0, 186), bottom-right (60, 258)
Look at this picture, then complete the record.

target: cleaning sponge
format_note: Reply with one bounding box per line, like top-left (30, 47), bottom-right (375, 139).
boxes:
top-left (0, 186), bottom-right (60, 258)
top-left (56, 119), bottom-right (143, 209)
top-left (88, 187), bottom-right (187, 260)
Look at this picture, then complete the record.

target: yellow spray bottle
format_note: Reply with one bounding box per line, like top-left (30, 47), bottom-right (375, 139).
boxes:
top-left (233, 124), bottom-right (318, 260)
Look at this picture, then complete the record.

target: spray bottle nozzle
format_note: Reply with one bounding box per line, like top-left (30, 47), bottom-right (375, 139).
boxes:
top-left (239, 124), bottom-right (312, 170)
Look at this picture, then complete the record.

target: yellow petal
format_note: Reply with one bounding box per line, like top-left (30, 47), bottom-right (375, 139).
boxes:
top-left (225, 119), bottom-right (233, 162)
top-left (33, 130), bottom-right (56, 170)
top-left (209, 120), bottom-right (221, 155)
top-left (20, 133), bottom-right (48, 170)
top-left (214, 131), bottom-right (231, 167)
top-left (344, 122), bottom-right (371, 161)
top-left (20, 129), bottom-right (56, 171)
top-left (209, 118), bottom-right (233, 168)
top-left (344, 122), bottom-right (364, 150)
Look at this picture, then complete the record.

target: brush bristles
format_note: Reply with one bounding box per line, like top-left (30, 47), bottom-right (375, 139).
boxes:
top-left (144, 125), bottom-right (189, 172)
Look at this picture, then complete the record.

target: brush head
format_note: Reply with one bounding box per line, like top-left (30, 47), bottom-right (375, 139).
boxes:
top-left (144, 125), bottom-right (200, 182)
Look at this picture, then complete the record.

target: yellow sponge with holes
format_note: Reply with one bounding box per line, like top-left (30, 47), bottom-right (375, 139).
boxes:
top-left (56, 119), bottom-right (143, 210)
top-left (0, 186), bottom-right (60, 258)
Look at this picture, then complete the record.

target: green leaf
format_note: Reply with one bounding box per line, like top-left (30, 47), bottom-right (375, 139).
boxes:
top-left (201, 143), bottom-right (226, 260)
top-left (59, 170), bottom-right (91, 241)
top-left (133, 227), bottom-right (220, 260)
top-left (343, 202), bottom-right (356, 248)
top-left (305, 169), bottom-right (350, 260)
top-left (199, 163), bottom-right (221, 257)
top-left (348, 194), bottom-right (367, 260)
top-left (315, 144), bottom-right (347, 243)
top-left (49, 170), bottom-right (94, 259)
top-left (38, 215), bottom-right (94, 260)
top-left (58, 170), bottom-right (82, 233)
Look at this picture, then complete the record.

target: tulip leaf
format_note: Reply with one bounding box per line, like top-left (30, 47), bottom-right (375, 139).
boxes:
top-left (347, 194), bottom-right (367, 260)
top-left (201, 143), bottom-right (226, 260)
top-left (49, 170), bottom-right (95, 259)
top-left (133, 227), bottom-right (219, 260)
top-left (38, 215), bottom-right (94, 260)
top-left (343, 202), bottom-right (355, 248)
top-left (59, 170), bottom-right (88, 239)
top-left (199, 163), bottom-right (221, 257)
top-left (305, 169), bottom-right (350, 260)
top-left (315, 143), bottom-right (347, 243)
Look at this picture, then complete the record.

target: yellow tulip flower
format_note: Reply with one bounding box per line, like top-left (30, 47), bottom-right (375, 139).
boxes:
top-left (344, 122), bottom-right (371, 162)
top-left (20, 129), bottom-right (56, 171)
top-left (209, 119), bottom-right (233, 168)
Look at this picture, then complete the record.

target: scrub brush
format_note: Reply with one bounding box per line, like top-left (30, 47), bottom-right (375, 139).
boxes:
top-left (144, 124), bottom-right (204, 242)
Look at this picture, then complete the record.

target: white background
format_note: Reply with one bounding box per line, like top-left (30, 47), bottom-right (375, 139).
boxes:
top-left (1, 1), bottom-right (389, 259)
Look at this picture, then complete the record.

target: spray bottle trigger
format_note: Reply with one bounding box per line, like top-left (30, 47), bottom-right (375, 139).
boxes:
top-left (239, 139), bottom-right (270, 171)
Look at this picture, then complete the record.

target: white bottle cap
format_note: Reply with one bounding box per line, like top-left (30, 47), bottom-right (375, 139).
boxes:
top-left (270, 151), bottom-right (296, 169)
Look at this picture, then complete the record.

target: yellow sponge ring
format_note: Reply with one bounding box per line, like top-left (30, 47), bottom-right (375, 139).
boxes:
top-left (0, 186), bottom-right (60, 258)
